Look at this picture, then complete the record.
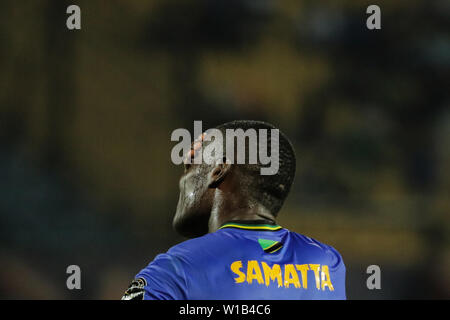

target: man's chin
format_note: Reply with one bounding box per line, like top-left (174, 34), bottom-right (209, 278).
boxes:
top-left (172, 212), bottom-right (210, 238)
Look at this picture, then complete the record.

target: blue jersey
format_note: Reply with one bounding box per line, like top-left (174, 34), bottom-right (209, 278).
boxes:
top-left (123, 220), bottom-right (346, 300)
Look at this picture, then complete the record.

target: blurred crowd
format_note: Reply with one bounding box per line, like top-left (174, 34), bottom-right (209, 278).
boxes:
top-left (0, 0), bottom-right (449, 299)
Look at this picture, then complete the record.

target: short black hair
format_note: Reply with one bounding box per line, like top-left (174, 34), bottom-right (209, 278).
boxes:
top-left (215, 120), bottom-right (296, 216)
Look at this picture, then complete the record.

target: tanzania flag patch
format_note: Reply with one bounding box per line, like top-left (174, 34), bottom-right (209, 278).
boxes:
top-left (258, 239), bottom-right (283, 253)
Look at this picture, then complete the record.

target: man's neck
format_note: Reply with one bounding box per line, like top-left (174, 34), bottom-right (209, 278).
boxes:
top-left (207, 190), bottom-right (276, 233)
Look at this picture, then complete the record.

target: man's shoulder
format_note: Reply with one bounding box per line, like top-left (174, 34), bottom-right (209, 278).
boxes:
top-left (166, 229), bottom-right (344, 266)
top-left (166, 230), bottom-right (234, 257)
top-left (289, 230), bottom-right (345, 269)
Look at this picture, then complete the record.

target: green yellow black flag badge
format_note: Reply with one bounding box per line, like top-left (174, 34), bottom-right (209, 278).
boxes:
top-left (258, 239), bottom-right (283, 254)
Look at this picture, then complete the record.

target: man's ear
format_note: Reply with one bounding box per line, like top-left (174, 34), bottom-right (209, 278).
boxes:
top-left (208, 158), bottom-right (231, 189)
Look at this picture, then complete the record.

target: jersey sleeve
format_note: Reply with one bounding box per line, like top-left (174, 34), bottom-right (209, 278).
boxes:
top-left (122, 253), bottom-right (188, 300)
top-left (324, 244), bottom-right (346, 299)
top-left (332, 261), bottom-right (346, 300)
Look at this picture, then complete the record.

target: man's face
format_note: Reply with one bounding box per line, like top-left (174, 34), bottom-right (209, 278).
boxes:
top-left (173, 135), bottom-right (215, 238)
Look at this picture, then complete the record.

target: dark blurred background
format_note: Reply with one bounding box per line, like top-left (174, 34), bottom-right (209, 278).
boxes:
top-left (0, 0), bottom-right (449, 299)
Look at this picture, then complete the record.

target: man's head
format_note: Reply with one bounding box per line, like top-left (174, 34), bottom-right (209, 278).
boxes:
top-left (173, 120), bottom-right (296, 238)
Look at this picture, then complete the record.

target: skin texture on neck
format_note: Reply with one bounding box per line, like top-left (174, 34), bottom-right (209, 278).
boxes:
top-left (207, 169), bottom-right (276, 233)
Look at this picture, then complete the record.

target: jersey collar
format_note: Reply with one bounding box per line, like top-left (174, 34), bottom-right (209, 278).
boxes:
top-left (219, 219), bottom-right (282, 231)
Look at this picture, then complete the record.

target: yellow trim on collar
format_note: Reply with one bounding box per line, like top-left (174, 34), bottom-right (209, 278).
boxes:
top-left (219, 223), bottom-right (282, 231)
